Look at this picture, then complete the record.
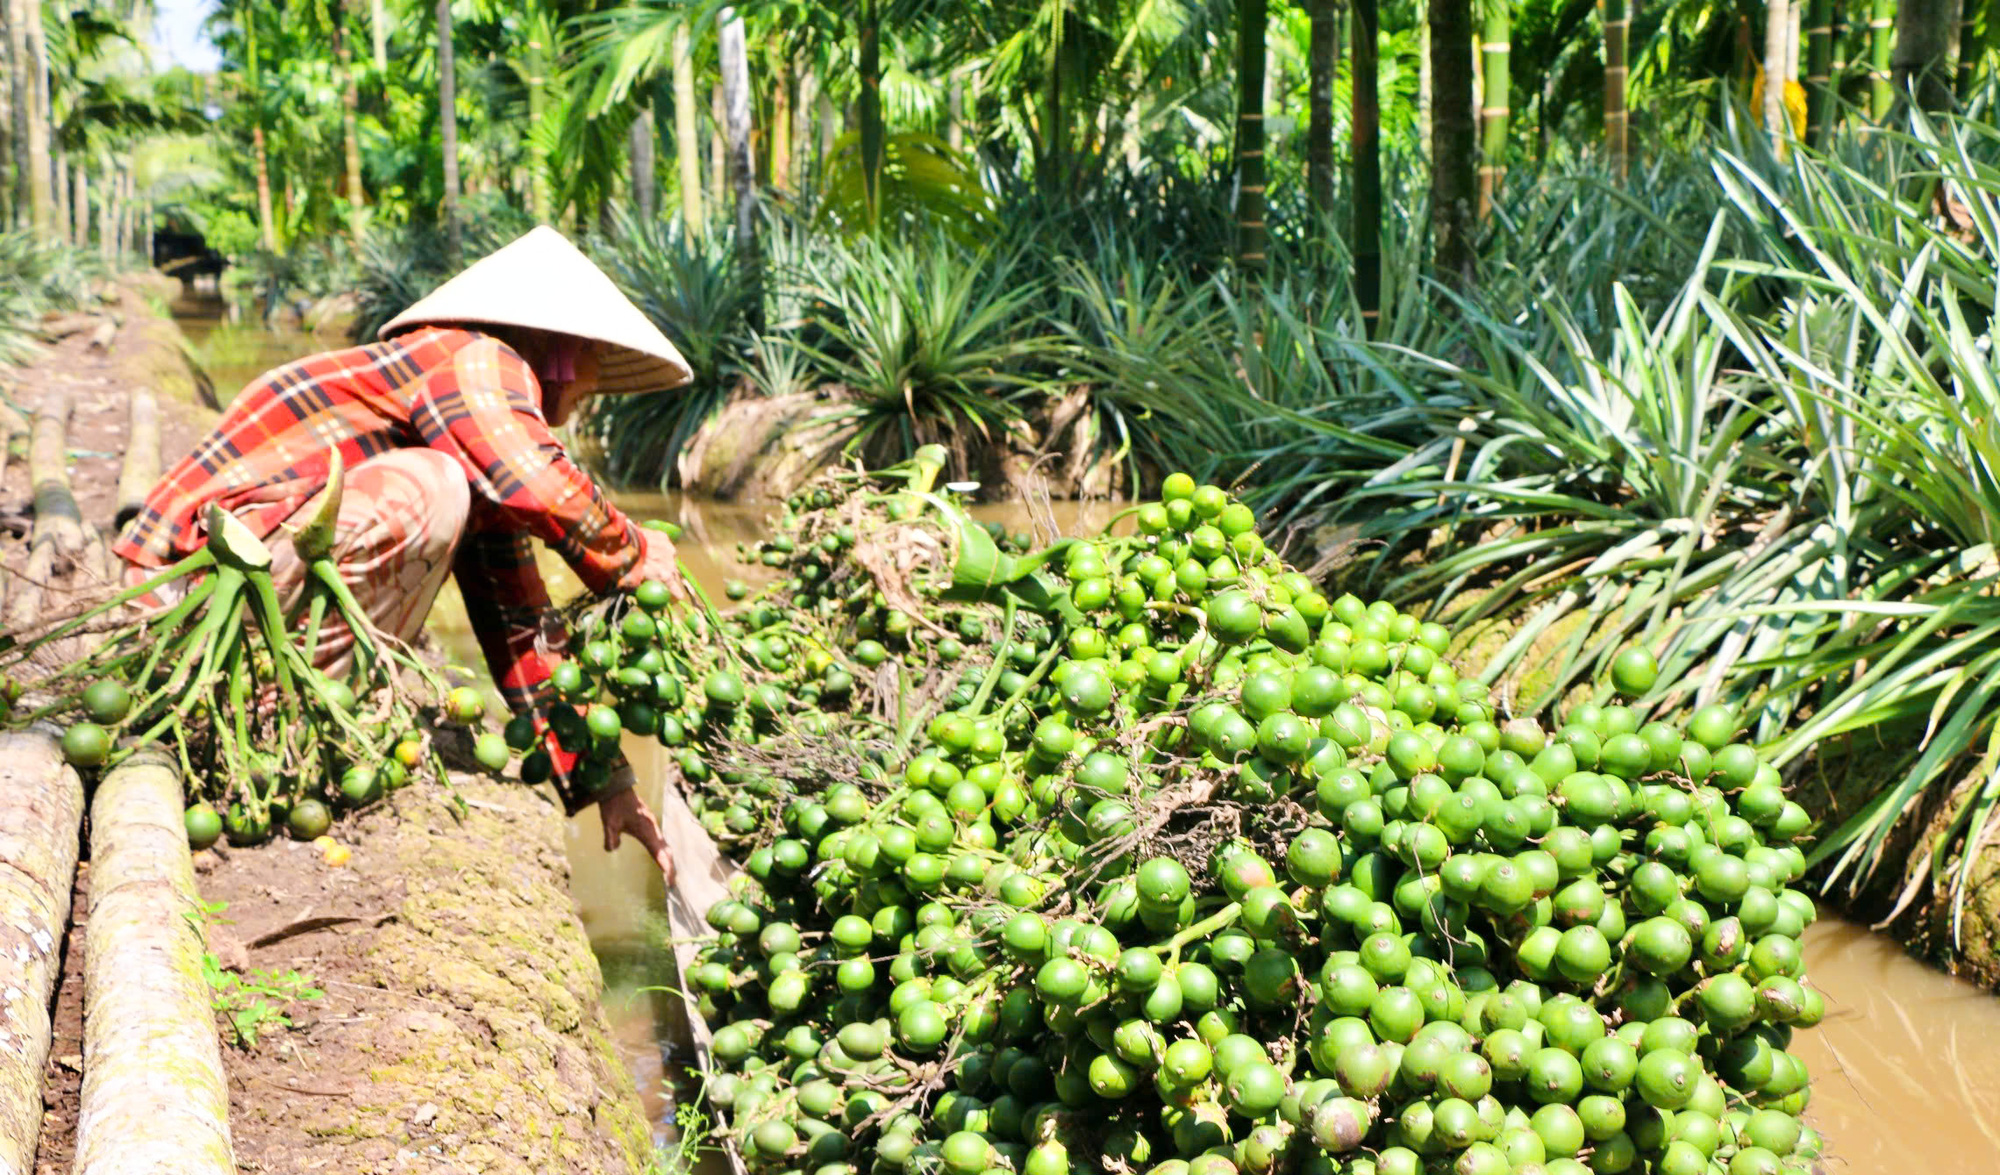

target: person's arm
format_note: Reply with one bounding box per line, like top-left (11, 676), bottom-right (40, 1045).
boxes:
top-left (453, 511), bottom-right (673, 878)
top-left (419, 339), bottom-right (675, 875)
top-left (450, 525), bottom-right (609, 814)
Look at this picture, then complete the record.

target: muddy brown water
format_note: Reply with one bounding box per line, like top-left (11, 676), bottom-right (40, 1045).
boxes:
top-left (173, 295), bottom-right (323, 399)
top-left (169, 309), bottom-right (2000, 1169)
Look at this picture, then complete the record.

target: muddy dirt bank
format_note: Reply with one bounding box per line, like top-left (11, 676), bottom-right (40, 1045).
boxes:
top-left (195, 775), bottom-right (653, 1175)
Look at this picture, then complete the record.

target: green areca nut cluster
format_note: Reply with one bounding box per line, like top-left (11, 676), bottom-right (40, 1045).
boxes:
top-left (0, 487), bottom-right (483, 850)
top-left (668, 468), bottom-right (1824, 1175)
top-left (489, 447), bottom-right (1038, 819)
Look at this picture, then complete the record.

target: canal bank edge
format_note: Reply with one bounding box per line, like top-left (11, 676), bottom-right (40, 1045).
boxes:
top-left (195, 775), bottom-right (655, 1174)
top-left (120, 274), bottom-right (223, 413)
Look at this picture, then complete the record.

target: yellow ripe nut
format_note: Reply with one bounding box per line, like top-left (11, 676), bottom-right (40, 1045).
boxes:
top-left (322, 844), bottom-right (353, 867)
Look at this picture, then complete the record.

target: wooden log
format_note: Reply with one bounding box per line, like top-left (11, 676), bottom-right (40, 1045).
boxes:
top-left (0, 728), bottom-right (85, 1175)
top-left (114, 390), bottom-right (158, 532)
top-left (0, 400), bottom-right (29, 501)
top-left (26, 391), bottom-right (83, 556)
top-left (84, 319), bottom-right (116, 352)
top-left (8, 390), bottom-right (96, 630)
top-left (74, 751), bottom-right (235, 1175)
top-left (34, 313), bottom-right (103, 341)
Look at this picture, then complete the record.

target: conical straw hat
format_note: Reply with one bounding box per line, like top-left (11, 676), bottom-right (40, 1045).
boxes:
top-left (378, 225), bottom-right (692, 394)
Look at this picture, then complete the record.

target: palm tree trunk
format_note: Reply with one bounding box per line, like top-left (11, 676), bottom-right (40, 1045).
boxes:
top-left (1603, 0), bottom-right (1629, 179)
top-left (49, 142), bottom-right (63, 243)
top-left (1478, 0), bottom-right (1510, 219)
top-left (1805, 0), bottom-right (1834, 143)
top-left (770, 60), bottom-right (792, 194)
top-left (709, 82), bottom-right (726, 225)
top-left (672, 25), bottom-right (704, 239)
top-left (72, 160), bottom-right (86, 249)
top-left (5, 0), bottom-right (25, 228)
top-left (101, 160), bottom-right (119, 261)
top-left (1431, 0), bottom-right (1476, 290)
top-left (246, 11), bottom-right (276, 252)
top-left (1418, 16), bottom-right (1433, 164)
top-left (797, 65), bottom-right (818, 183)
top-left (1763, 1), bottom-right (1793, 150)
top-left (1044, 13), bottom-right (1065, 191)
top-left (335, 1), bottom-right (366, 242)
top-left (718, 8), bottom-right (754, 240)
top-left (859, 0), bottom-right (884, 215)
top-left (818, 79), bottom-right (837, 170)
top-left (118, 166), bottom-right (134, 259)
top-left (524, 15), bottom-right (552, 223)
top-left (1353, 0), bottom-right (1381, 335)
top-left (1306, 0), bottom-right (1338, 216)
top-left (1236, 0), bottom-right (1267, 282)
top-left (631, 108), bottom-right (657, 221)
top-left (719, 6), bottom-right (758, 324)
top-left (1894, 0), bottom-right (1960, 112)
top-left (371, 0), bottom-right (388, 71)
top-left (437, 0), bottom-right (459, 258)
top-left (19, 0), bottom-right (49, 233)
top-left (1870, 0), bottom-right (1896, 117)
top-left (946, 72), bottom-right (964, 154)
top-left (1958, 0), bottom-right (1984, 99)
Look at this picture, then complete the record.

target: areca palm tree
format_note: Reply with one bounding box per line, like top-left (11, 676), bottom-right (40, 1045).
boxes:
top-left (1893, 0), bottom-right (1957, 112)
top-left (7, 0), bottom-right (55, 232)
top-left (207, 0), bottom-right (279, 250)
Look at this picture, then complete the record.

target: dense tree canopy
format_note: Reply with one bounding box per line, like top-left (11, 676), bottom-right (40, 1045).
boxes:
top-left (4, 1), bottom-right (1983, 277)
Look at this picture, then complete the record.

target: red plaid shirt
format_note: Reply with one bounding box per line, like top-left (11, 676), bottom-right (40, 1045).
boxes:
top-left (115, 326), bottom-right (645, 812)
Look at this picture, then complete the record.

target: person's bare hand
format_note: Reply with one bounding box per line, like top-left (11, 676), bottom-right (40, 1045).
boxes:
top-left (599, 781), bottom-right (676, 885)
top-left (623, 528), bottom-right (689, 600)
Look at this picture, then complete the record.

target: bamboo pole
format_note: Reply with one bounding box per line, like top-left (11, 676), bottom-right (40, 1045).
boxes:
top-left (1236, 0), bottom-right (1270, 283)
top-left (1604, 0), bottom-right (1630, 180)
top-left (0, 728), bottom-right (84, 1175)
top-left (1805, 0), bottom-right (1834, 145)
top-left (74, 751), bottom-right (235, 1175)
top-left (436, 0), bottom-right (459, 260)
top-left (1870, 0), bottom-right (1896, 118)
top-left (115, 390), bottom-right (158, 531)
top-left (1478, 0), bottom-right (1511, 220)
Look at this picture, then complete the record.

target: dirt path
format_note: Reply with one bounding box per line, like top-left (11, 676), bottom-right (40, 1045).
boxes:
top-left (2, 281), bottom-right (653, 1175)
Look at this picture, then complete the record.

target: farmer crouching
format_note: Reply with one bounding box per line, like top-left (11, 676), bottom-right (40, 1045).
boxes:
top-left (112, 227), bottom-right (684, 880)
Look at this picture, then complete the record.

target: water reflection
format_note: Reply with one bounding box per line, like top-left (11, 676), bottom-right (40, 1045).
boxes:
top-left (172, 296), bottom-right (324, 403)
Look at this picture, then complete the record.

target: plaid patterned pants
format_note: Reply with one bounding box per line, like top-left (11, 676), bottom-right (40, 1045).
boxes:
top-left (124, 449), bottom-right (471, 674)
